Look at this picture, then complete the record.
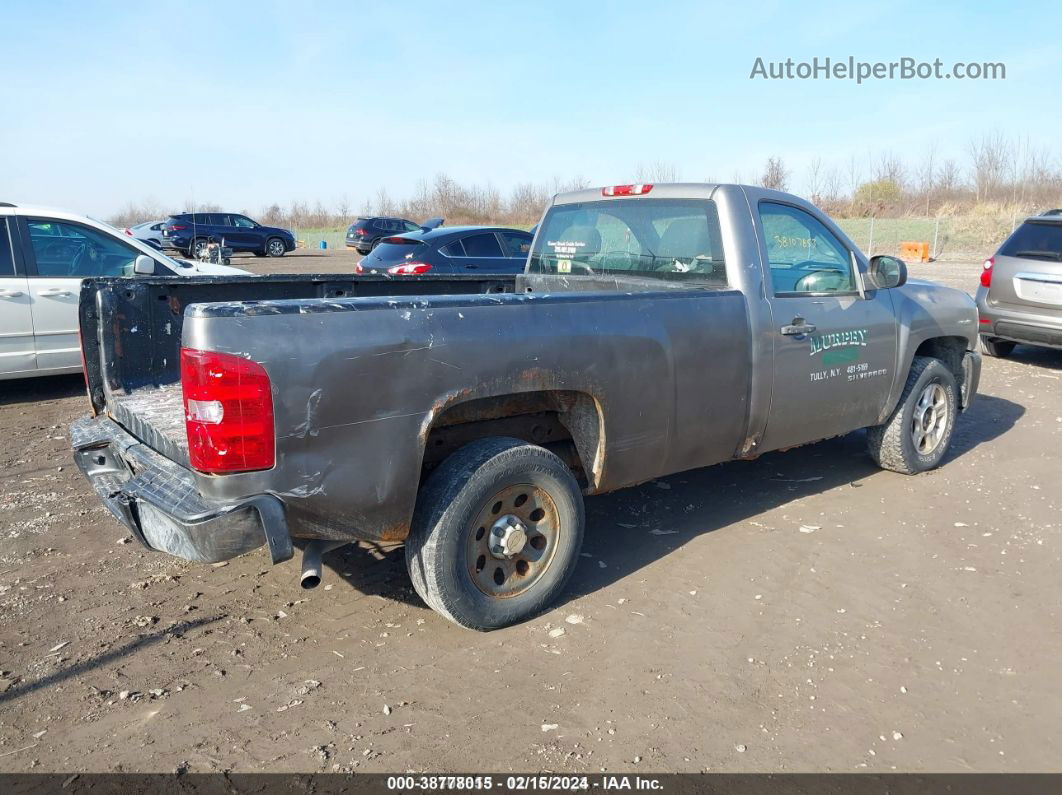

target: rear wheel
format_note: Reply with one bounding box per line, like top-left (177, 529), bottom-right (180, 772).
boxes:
top-left (979, 335), bottom-right (1015, 358)
top-left (369, 238), bottom-right (382, 252)
top-left (405, 437), bottom-right (584, 631)
top-left (265, 237), bottom-right (286, 257)
top-left (190, 238), bottom-right (209, 259)
top-left (866, 356), bottom-right (958, 475)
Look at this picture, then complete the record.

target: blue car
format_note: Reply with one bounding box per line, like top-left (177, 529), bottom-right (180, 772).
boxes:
top-left (162, 212), bottom-right (296, 259)
top-left (354, 226), bottom-right (533, 275)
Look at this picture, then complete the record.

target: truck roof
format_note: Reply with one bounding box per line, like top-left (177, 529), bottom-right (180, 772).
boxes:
top-left (551, 182), bottom-right (799, 206)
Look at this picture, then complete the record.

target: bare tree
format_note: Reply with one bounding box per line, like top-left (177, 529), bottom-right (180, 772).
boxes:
top-left (806, 157), bottom-right (824, 203)
top-left (969, 132), bottom-right (1009, 202)
top-left (635, 161), bottom-right (679, 183)
top-left (760, 156), bottom-right (789, 191)
top-left (914, 142), bottom-right (938, 214)
top-left (874, 151), bottom-right (905, 187)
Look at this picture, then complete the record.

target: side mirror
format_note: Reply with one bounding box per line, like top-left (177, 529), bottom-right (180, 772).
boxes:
top-left (133, 254), bottom-right (156, 275)
top-left (866, 255), bottom-right (907, 290)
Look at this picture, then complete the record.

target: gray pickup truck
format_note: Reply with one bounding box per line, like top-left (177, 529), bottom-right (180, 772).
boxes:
top-left (72, 184), bottom-right (981, 630)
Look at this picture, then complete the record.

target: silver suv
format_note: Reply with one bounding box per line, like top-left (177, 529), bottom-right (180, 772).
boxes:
top-left (976, 211), bottom-right (1062, 357)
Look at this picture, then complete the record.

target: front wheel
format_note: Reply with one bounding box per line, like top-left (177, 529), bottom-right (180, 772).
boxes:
top-left (866, 356), bottom-right (958, 475)
top-left (265, 237), bottom-right (286, 257)
top-left (980, 336), bottom-right (1015, 358)
top-left (405, 438), bottom-right (584, 631)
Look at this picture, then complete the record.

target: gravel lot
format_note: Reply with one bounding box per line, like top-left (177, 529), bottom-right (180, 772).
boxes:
top-left (1, 252), bottom-right (1059, 773)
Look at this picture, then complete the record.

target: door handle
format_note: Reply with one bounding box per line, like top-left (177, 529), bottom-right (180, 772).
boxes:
top-left (780, 318), bottom-right (816, 336)
top-left (0, 289), bottom-right (24, 298)
top-left (38, 288), bottom-right (73, 297)
top-left (465, 264), bottom-right (479, 269)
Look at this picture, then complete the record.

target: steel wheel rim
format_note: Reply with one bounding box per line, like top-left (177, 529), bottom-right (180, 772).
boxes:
top-left (911, 382), bottom-right (948, 455)
top-left (465, 483), bottom-right (560, 599)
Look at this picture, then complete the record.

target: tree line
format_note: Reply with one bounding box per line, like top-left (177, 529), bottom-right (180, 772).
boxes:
top-left (108, 135), bottom-right (1062, 229)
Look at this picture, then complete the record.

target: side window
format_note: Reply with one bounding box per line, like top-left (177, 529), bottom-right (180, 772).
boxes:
top-left (232, 216), bottom-right (255, 228)
top-left (0, 219), bottom-right (15, 276)
top-left (440, 240), bottom-right (465, 257)
top-left (27, 220), bottom-right (138, 277)
top-left (213, 214), bottom-right (233, 227)
top-left (758, 202), bottom-right (855, 295)
top-left (403, 221), bottom-right (421, 232)
top-left (499, 231), bottom-right (532, 258)
top-left (461, 233), bottom-right (503, 257)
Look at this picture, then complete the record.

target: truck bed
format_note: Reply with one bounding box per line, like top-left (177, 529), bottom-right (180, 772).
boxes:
top-left (80, 273), bottom-right (521, 458)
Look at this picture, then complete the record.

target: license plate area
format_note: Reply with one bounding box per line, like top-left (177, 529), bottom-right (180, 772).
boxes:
top-left (1015, 275), bottom-right (1062, 306)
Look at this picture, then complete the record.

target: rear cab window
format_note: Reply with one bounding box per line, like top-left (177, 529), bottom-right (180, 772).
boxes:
top-left (528, 198), bottom-right (728, 286)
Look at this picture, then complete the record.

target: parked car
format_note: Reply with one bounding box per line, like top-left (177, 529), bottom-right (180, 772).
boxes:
top-left (345, 216), bottom-right (443, 254)
top-left (0, 202), bottom-right (250, 380)
top-left (124, 219), bottom-right (168, 249)
top-left (976, 211), bottom-right (1062, 356)
top-left (162, 213), bottom-right (295, 259)
top-left (354, 226), bottom-right (533, 275)
top-left (72, 183), bottom-right (982, 630)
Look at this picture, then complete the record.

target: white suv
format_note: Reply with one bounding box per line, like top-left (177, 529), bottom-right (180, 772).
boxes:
top-left (0, 203), bottom-right (251, 380)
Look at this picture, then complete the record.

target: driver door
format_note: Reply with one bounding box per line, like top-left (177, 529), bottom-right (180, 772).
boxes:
top-left (21, 218), bottom-right (138, 372)
top-left (756, 201), bottom-right (898, 452)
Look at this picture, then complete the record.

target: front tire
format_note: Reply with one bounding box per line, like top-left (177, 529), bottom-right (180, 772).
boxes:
top-left (406, 438), bottom-right (584, 631)
top-left (980, 335), bottom-right (1015, 358)
top-left (265, 237), bottom-right (286, 257)
top-left (866, 356), bottom-right (958, 475)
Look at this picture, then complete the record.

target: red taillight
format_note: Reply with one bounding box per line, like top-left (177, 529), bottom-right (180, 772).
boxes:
top-left (980, 257), bottom-right (994, 288)
top-left (180, 348), bottom-right (274, 473)
top-left (382, 236), bottom-right (418, 244)
top-left (170, 224), bottom-right (187, 231)
top-left (602, 183), bottom-right (653, 197)
top-left (979, 317), bottom-right (992, 324)
top-left (387, 262), bottom-right (432, 275)
top-left (354, 262), bottom-right (365, 274)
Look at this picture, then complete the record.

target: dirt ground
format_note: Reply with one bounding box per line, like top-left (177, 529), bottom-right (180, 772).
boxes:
top-left (1, 252), bottom-right (1059, 774)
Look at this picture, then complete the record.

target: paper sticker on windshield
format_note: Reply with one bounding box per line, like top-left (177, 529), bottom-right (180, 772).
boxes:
top-left (557, 259), bottom-right (572, 274)
top-left (549, 240), bottom-right (585, 257)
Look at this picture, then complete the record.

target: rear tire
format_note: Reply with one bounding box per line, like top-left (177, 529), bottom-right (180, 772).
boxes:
top-left (979, 335), bottom-right (1015, 358)
top-left (369, 238), bottom-right (381, 252)
top-left (190, 238), bottom-right (209, 259)
top-left (405, 437), bottom-right (584, 631)
top-left (866, 356), bottom-right (958, 475)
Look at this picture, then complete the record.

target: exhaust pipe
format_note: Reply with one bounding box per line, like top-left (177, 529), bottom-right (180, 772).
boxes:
top-left (300, 540), bottom-right (348, 589)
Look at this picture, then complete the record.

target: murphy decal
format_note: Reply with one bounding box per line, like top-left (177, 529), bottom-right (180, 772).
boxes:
top-left (809, 328), bottom-right (869, 356)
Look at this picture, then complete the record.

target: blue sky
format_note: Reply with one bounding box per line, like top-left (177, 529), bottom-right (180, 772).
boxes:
top-left (1, 0), bottom-right (1059, 217)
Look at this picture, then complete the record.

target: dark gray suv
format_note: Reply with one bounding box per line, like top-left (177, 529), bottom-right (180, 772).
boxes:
top-left (976, 212), bottom-right (1062, 356)
top-left (345, 216), bottom-right (442, 255)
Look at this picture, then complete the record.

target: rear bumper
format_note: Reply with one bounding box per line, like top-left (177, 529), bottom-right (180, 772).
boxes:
top-left (71, 415), bottom-right (293, 565)
top-left (976, 288), bottom-right (1062, 349)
